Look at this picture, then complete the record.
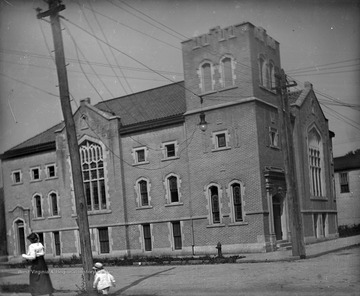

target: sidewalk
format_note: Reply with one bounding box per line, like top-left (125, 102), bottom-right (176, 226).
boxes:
top-left (1, 235), bottom-right (359, 295)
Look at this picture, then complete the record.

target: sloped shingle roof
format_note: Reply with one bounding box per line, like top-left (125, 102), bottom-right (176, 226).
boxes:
top-left (334, 151), bottom-right (360, 171)
top-left (2, 81), bottom-right (186, 157)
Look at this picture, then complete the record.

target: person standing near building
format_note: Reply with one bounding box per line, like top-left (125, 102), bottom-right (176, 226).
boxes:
top-left (22, 232), bottom-right (54, 296)
top-left (93, 262), bottom-right (116, 295)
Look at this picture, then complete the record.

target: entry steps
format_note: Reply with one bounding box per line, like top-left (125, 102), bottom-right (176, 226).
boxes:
top-left (276, 240), bottom-right (292, 250)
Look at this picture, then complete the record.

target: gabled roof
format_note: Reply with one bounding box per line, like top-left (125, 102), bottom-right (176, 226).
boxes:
top-left (95, 81), bottom-right (186, 126)
top-left (334, 150), bottom-right (360, 171)
top-left (1, 81), bottom-right (186, 159)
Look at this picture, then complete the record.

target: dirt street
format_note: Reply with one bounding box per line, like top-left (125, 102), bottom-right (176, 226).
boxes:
top-left (1, 246), bottom-right (359, 295)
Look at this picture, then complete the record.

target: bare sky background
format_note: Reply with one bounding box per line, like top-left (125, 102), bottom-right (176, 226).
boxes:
top-left (0, 0), bottom-right (359, 160)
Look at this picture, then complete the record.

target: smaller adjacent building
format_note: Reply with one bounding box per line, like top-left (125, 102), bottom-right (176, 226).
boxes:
top-left (334, 150), bottom-right (360, 226)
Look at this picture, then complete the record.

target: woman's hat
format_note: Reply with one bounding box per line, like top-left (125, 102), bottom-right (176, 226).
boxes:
top-left (94, 262), bottom-right (103, 269)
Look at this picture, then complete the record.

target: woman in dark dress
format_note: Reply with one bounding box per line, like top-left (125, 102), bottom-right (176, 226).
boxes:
top-left (22, 232), bottom-right (54, 296)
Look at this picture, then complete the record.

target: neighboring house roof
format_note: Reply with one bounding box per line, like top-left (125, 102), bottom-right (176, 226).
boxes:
top-left (1, 81), bottom-right (186, 159)
top-left (334, 151), bottom-right (360, 172)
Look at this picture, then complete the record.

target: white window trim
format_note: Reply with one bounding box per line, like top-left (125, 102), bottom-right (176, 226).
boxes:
top-left (11, 170), bottom-right (22, 184)
top-left (132, 146), bottom-right (149, 165)
top-left (205, 183), bottom-right (224, 225)
top-left (45, 163), bottom-right (57, 179)
top-left (135, 177), bottom-right (152, 208)
top-left (227, 180), bottom-right (246, 224)
top-left (219, 55), bottom-right (236, 88)
top-left (32, 193), bottom-right (44, 219)
top-left (198, 60), bottom-right (215, 94)
top-left (164, 173), bottom-right (183, 205)
top-left (30, 166), bottom-right (41, 182)
top-left (307, 126), bottom-right (326, 198)
top-left (48, 191), bottom-right (60, 217)
top-left (212, 130), bottom-right (231, 151)
top-left (161, 141), bottom-right (179, 160)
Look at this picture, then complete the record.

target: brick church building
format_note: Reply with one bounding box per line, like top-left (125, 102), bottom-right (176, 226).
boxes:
top-left (1, 22), bottom-right (337, 261)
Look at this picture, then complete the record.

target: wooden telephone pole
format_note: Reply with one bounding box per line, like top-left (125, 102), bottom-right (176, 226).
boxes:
top-left (36, 0), bottom-right (94, 291)
top-left (276, 69), bottom-right (306, 259)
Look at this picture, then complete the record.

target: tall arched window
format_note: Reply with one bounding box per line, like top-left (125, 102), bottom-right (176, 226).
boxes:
top-left (308, 127), bottom-right (324, 197)
top-left (268, 60), bottom-right (275, 90)
top-left (49, 192), bottom-right (59, 216)
top-left (210, 186), bottom-right (220, 223)
top-left (231, 182), bottom-right (243, 222)
top-left (201, 62), bottom-right (213, 92)
top-left (136, 179), bottom-right (150, 207)
top-left (221, 57), bottom-right (233, 88)
top-left (80, 140), bottom-right (107, 211)
top-left (33, 194), bottom-right (42, 218)
top-left (168, 176), bottom-right (179, 203)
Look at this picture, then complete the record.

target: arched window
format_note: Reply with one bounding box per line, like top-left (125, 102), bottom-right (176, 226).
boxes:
top-left (259, 55), bottom-right (270, 88)
top-left (136, 178), bottom-right (150, 207)
top-left (308, 127), bottom-right (325, 197)
top-left (80, 140), bottom-right (107, 211)
top-left (221, 57), bottom-right (233, 88)
top-left (49, 192), bottom-right (59, 216)
top-left (168, 176), bottom-right (179, 203)
top-left (268, 60), bottom-right (275, 90)
top-left (33, 194), bottom-right (42, 218)
top-left (231, 182), bottom-right (243, 222)
top-left (210, 186), bottom-right (220, 223)
top-left (201, 62), bottom-right (213, 92)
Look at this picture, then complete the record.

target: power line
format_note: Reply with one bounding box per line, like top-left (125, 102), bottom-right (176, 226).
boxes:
top-left (286, 58), bottom-right (360, 73)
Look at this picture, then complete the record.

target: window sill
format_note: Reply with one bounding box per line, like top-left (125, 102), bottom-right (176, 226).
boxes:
top-left (161, 156), bottom-right (180, 162)
top-left (72, 209), bottom-right (112, 217)
top-left (310, 196), bottom-right (328, 201)
top-left (218, 86), bottom-right (238, 92)
top-left (12, 182), bottom-right (23, 186)
top-left (133, 161), bottom-right (150, 166)
top-left (165, 202), bottom-right (184, 207)
top-left (45, 176), bottom-right (58, 180)
top-left (206, 223), bottom-right (225, 228)
top-left (48, 215), bottom-right (61, 219)
top-left (212, 147), bottom-right (231, 152)
top-left (32, 217), bottom-right (45, 221)
top-left (229, 222), bottom-right (248, 226)
top-left (136, 206), bottom-right (153, 210)
top-left (30, 179), bottom-right (42, 183)
top-left (269, 145), bottom-right (280, 150)
top-left (259, 85), bottom-right (277, 95)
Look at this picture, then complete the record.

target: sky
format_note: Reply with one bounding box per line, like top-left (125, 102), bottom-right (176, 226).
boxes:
top-left (0, 0), bottom-right (359, 159)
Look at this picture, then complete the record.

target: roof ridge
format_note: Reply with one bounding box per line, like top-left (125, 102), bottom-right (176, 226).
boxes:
top-left (8, 121), bottom-right (63, 152)
top-left (95, 80), bottom-right (185, 106)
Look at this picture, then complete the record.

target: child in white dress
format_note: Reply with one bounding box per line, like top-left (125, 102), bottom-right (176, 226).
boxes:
top-left (93, 262), bottom-right (116, 295)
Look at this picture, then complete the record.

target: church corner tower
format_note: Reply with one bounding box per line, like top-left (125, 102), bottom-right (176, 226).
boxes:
top-left (181, 22), bottom-right (281, 113)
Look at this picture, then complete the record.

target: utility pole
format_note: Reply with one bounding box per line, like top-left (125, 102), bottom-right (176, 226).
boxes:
top-left (36, 0), bottom-right (94, 291)
top-left (276, 69), bottom-right (306, 259)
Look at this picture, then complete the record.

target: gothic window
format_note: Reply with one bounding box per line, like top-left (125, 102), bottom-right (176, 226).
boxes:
top-left (308, 127), bottom-right (325, 197)
top-left (80, 140), bottom-right (107, 211)
top-left (269, 127), bottom-right (279, 148)
top-left (136, 178), bottom-right (150, 207)
top-left (49, 192), bottom-right (59, 216)
top-left (168, 176), bottom-right (179, 203)
top-left (33, 194), bottom-right (42, 218)
top-left (210, 185), bottom-right (220, 224)
top-left (231, 182), bottom-right (243, 222)
top-left (268, 60), bottom-right (275, 90)
top-left (201, 62), bottom-right (213, 93)
top-left (220, 57), bottom-right (234, 88)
